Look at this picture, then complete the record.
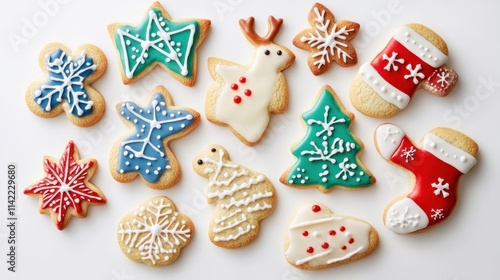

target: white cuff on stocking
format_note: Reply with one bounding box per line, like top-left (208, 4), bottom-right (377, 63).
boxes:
top-left (375, 124), bottom-right (406, 160)
top-left (385, 198), bottom-right (429, 234)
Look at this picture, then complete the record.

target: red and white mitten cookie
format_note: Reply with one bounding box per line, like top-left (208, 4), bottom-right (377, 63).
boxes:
top-left (350, 24), bottom-right (458, 118)
top-left (284, 202), bottom-right (378, 270)
top-left (375, 124), bottom-right (478, 234)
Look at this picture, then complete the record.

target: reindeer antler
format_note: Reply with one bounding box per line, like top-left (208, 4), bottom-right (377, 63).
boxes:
top-left (239, 16), bottom-right (283, 46)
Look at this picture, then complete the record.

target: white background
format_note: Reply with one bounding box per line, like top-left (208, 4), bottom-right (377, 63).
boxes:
top-left (1, 0), bottom-right (499, 279)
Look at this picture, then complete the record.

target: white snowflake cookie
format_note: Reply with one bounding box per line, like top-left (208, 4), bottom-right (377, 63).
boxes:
top-left (350, 23), bottom-right (459, 118)
top-left (284, 202), bottom-right (378, 270)
top-left (375, 124), bottom-right (478, 234)
top-left (293, 3), bottom-right (360, 76)
top-left (25, 43), bottom-right (107, 127)
top-left (193, 145), bottom-right (276, 248)
top-left (117, 196), bottom-right (194, 266)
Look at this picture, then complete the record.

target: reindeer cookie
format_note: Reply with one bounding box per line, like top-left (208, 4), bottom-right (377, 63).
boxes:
top-left (193, 145), bottom-right (276, 248)
top-left (206, 16), bottom-right (295, 146)
top-left (350, 24), bottom-right (458, 118)
top-left (375, 124), bottom-right (478, 234)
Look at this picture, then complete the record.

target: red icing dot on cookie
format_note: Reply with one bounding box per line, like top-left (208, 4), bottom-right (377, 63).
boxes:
top-left (329, 230), bottom-right (336, 236)
top-left (302, 231), bottom-right (309, 237)
top-left (341, 245), bottom-right (347, 250)
top-left (231, 83), bottom-right (239, 90)
top-left (306, 246), bottom-right (314, 254)
top-left (239, 77), bottom-right (246, 83)
top-left (233, 96), bottom-right (242, 104)
top-left (311, 205), bottom-right (321, 212)
top-left (321, 242), bottom-right (329, 249)
top-left (339, 226), bottom-right (346, 232)
top-left (348, 238), bottom-right (355, 244)
top-left (244, 89), bottom-right (252, 96)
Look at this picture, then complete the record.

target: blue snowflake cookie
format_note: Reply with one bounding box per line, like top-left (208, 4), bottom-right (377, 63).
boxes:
top-left (25, 43), bottom-right (107, 127)
top-left (110, 85), bottom-right (200, 189)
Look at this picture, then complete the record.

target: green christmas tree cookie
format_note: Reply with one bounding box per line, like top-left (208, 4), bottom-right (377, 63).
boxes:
top-left (280, 85), bottom-right (375, 193)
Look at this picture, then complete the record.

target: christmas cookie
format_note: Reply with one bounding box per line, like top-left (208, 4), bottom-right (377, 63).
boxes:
top-left (25, 43), bottom-right (107, 127)
top-left (280, 85), bottom-right (375, 193)
top-left (109, 85), bottom-right (200, 190)
top-left (293, 3), bottom-right (360, 76)
top-left (108, 1), bottom-right (210, 86)
top-left (205, 16), bottom-right (295, 146)
top-left (193, 145), bottom-right (276, 248)
top-left (284, 202), bottom-right (378, 270)
top-left (24, 141), bottom-right (106, 230)
top-left (117, 196), bottom-right (193, 266)
top-left (375, 124), bottom-right (478, 234)
top-left (350, 23), bottom-right (458, 118)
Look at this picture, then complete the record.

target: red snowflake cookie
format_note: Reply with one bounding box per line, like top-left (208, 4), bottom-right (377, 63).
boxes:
top-left (24, 141), bottom-right (106, 230)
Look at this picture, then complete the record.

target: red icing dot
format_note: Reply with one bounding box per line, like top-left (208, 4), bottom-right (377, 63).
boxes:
top-left (349, 238), bottom-right (355, 244)
top-left (311, 205), bottom-right (321, 212)
top-left (339, 226), bottom-right (346, 232)
top-left (329, 230), bottom-right (336, 236)
top-left (306, 246), bottom-right (314, 254)
top-left (233, 96), bottom-right (242, 104)
top-left (321, 242), bottom-right (329, 249)
top-left (231, 83), bottom-right (239, 90)
top-left (341, 245), bottom-right (347, 250)
top-left (244, 89), bottom-right (252, 96)
top-left (239, 77), bottom-right (246, 83)
top-left (302, 231), bottom-right (309, 237)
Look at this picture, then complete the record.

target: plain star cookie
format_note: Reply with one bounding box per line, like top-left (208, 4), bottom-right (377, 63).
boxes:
top-left (109, 85), bottom-right (200, 190)
top-left (293, 3), bottom-right (360, 76)
top-left (350, 23), bottom-right (458, 118)
top-left (193, 145), bottom-right (276, 248)
top-left (284, 202), bottom-right (378, 270)
top-left (375, 124), bottom-right (478, 234)
top-left (117, 196), bottom-right (193, 266)
top-left (280, 85), bottom-right (375, 193)
top-left (205, 16), bottom-right (295, 146)
top-left (24, 141), bottom-right (106, 230)
top-left (25, 43), bottom-right (107, 127)
top-left (108, 1), bottom-right (210, 86)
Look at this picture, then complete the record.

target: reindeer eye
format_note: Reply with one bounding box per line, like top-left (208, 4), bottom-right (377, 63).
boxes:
top-left (277, 50), bottom-right (282, 56)
top-left (211, 148), bottom-right (217, 153)
top-left (264, 50), bottom-right (270, 55)
top-left (197, 159), bottom-right (203, 165)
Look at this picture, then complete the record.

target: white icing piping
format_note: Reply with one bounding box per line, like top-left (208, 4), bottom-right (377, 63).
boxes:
top-left (289, 217), bottom-right (342, 230)
top-left (393, 26), bottom-right (448, 68)
top-left (358, 63), bottom-right (410, 109)
top-left (422, 133), bottom-right (477, 174)
top-left (326, 246), bottom-right (365, 264)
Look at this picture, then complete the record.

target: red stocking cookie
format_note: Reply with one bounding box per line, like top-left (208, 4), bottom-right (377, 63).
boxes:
top-left (350, 24), bottom-right (458, 118)
top-left (375, 124), bottom-right (478, 234)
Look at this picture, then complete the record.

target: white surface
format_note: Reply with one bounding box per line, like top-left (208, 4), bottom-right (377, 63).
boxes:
top-left (1, 0), bottom-right (499, 279)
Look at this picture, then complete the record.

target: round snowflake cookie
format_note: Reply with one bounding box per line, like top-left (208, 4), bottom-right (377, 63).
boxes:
top-left (117, 196), bottom-right (194, 266)
top-left (284, 202), bottom-right (378, 270)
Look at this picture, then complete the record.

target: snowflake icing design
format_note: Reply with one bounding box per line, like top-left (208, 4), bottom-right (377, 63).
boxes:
top-left (382, 126), bottom-right (400, 144)
top-left (436, 71), bottom-right (450, 87)
top-left (404, 63), bottom-right (425, 84)
top-left (388, 206), bottom-right (420, 229)
top-left (117, 93), bottom-right (194, 183)
top-left (118, 198), bottom-right (191, 265)
top-left (400, 146), bottom-right (416, 163)
top-left (431, 209), bottom-right (445, 220)
top-left (34, 49), bottom-right (96, 116)
top-left (382, 52), bottom-right (405, 71)
top-left (300, 6), bottom-right (357, 68)
top-left (431, 178), bottom-right (450, 198)
top-left (115, 8), bottom-right (198, 79)
top-left (24, 141), bottom-right (105, 230)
